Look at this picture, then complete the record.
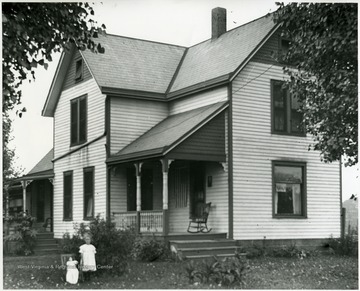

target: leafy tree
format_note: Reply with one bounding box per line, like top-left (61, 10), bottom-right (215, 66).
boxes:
top-left (2, 2), bottom-right (105, 212)
top-left (2, 2), bottom-right (106, 114)
top-left (274, 3), bottom-right (357, 166)
top-left (3, 113), bottom-right (24, 215)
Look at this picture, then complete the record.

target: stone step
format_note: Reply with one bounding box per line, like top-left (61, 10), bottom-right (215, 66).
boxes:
top-left (37, 232), bottom-right (54, 239)
top-left (34, 248), bottom-right (60, 255)
top-left (170, 239), bottom-right (239, 260)
top-left (185, 253), bottom-right (247, 260)
top-left (35, 238), bottom-right (57, 245)
top-left (34, 243), bottom-right (59, 249)
top-left (178, 246), bottom-right (239, 257)
top-left (170, 239), bottom-right (237, 248)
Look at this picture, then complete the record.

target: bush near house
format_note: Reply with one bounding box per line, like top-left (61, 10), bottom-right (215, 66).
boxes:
top-left (327, 232), bottom-right (358, 257)
top-left (60, 215), bottom-right (136, 275)
top-left (131, 235), bottom-right (171, 262)
top-left (3, 213), bottom-right (37, 256)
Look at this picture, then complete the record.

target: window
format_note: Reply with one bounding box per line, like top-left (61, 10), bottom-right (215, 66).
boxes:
top-left (273, 161), bottom-right (306, 218)
top-left (64, 171), bottom-right (73, 220)
top-left (75, 59), bottom-right (83, 81)
top-left (84, 167), bottom-right (94, 219)
top-left (70, 95), bottom-right (87, 146)
top-left (271, 80), bottom-right (304, 135)
top-left (279, 38), bottom-right (290, 63)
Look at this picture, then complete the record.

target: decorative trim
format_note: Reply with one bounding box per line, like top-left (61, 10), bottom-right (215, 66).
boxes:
top-left (48, 178), bottom-right (54, 185)
top-left (219, 162), bottom-right (227, 172)
top-left (21, 180), bottom-right (33, 189)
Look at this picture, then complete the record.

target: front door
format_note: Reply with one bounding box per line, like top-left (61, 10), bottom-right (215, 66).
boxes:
top-left (190, 162), bottom-right (205, 217)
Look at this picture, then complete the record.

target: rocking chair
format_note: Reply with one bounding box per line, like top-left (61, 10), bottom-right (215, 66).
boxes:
top-left (187, 202), bottom-right (212, 233)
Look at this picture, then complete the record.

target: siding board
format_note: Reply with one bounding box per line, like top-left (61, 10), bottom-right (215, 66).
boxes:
top-left (53, 78), bottom-right (106, 238)
top-left (169, 86), bottom-right (228, 115)
top-left (231, 61), bottom-right (340, 240)
top-left (110, 98), bottom-right (168, 155)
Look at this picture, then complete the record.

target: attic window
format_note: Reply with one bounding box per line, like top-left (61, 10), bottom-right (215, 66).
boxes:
top-left (279, 38), bottom-right (291, 63)
top-left (75, 59), bottom-right (83, 81)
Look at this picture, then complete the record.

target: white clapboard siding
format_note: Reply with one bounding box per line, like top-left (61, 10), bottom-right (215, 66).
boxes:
top-left (231, 61), bottom-right (340, 240)
top-left (54, 79), bottom-right (106, 158)
top-left (169, 86), bottom-right (228, 115)
top-left (205, 162), bottom-right (228, 233)
top-left (110, 97), bottom-right (168, 154)
top-left (53, 78), bottom-right (107, 239)
top-left (53, 138), bottom-right (107, 238)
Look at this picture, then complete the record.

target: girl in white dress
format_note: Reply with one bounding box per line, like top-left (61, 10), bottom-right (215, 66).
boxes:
top-left (66, 257), bottom-right (79, 284)
top-left (79, 233), bottom-right (96, 281)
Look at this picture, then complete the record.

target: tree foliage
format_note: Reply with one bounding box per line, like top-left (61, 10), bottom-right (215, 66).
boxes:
top-left (2, 2), bottom-right (106, 113)
top-left (274, 3), bottom-right (357, 166)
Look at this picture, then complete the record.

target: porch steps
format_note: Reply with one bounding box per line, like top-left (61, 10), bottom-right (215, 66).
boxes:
top-left (34, 232), bottom-right (60, 255)
top-left (169, 239), bottom-right (240, 260)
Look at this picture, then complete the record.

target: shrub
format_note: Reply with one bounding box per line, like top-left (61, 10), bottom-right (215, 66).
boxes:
top-left (62, 215), bottom-right (136, 275)
top-left (4, 213), bottom-right (37, 255)
top-left (185, 252), bottom-right (250, 287)
top-left (328, 232), bottom-right (358, 256)
top-left (131, 235), bottom-right (168, 262)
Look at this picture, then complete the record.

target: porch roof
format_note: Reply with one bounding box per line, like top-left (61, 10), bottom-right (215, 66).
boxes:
top-left (18, 149), bottom-right (54, 181)
top-left (107, 101), bottom-right (228, 164)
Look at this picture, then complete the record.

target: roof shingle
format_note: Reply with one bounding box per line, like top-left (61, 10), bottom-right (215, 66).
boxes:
top-left (82, 35), bottom-right (186, 94)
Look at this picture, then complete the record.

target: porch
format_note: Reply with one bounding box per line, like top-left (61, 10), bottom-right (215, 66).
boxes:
top-left (107, 102), bottom-right (230, 236)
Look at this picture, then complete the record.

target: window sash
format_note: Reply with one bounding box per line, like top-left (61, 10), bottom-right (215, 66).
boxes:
top-left (271, 80), bottom-right (304, 135)
top-left (70, 96), bottom-right (87, 146)
top-left (84, 167), bottom-right (94, 219)
top-left (273, 162), bottom-right (306, 218)
top-left (63, 172), bottom-right (73, 220)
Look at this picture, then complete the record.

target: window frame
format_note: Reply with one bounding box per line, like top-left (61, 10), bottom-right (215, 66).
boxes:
top-left (272, 161), bottom-right (307, 219)
top-left (70, 94), bottom-right (87, 147)
top-left (63, 171), bottom-right (73, 221)
top-left (278, 37), bottom-right (291, 64)
top-left (83, 166), bottom-right (95, 220)
top-left (75, 59), bottom-right (83, 82)
top-left (271, 79), bottom-right (306, 136)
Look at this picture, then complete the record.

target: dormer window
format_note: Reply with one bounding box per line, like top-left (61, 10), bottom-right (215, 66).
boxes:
top-left (70, 95), bottom-right (87, 146)
top-left (75, 59), bottom-right (83, 81)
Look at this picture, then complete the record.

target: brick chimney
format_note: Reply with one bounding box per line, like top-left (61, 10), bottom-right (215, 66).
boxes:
top-left (212, 7), bottom-right (227, 39)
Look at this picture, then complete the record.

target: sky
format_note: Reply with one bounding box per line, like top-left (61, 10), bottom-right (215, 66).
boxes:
top-left (7, 0), bottom-right (359, 201)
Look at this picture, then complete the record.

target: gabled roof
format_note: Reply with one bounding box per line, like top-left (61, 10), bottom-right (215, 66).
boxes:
top-left (107, 102), bottom-right (228, 164)
top-left (43, 13), bottom-right (278, 116)
top-left (81, 35), bottom-right (186, 94)
top-left (169, 14), bottom-right (276, 93)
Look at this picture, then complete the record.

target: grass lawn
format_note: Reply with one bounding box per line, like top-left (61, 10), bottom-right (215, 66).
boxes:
top-left (3, 254), bottom-right (358, 289)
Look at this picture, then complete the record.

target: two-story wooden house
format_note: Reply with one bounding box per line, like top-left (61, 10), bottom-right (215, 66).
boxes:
top-left (40, 8), bottom-right (340, 248)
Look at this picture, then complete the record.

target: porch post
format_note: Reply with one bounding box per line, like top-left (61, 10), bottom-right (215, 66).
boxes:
top-left (161, 159), bottom-right (173, 236)
top-left (21, 180), bottom-right (32, 216)
top-left (134, 162), bottom-right (143, 234)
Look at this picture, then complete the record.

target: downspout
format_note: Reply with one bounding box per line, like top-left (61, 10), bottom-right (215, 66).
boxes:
top-left (227, 83), bottom-right (234, 239)
top-left (105, 96), bottom-right (111, 221)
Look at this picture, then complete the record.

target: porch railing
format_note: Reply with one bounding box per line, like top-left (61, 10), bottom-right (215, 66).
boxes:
top-left (112, 210), bottom-right (163, 233)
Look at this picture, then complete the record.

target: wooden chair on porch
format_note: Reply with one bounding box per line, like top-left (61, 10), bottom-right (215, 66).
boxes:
top-left (187, 202), bottom-right (212, 233)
